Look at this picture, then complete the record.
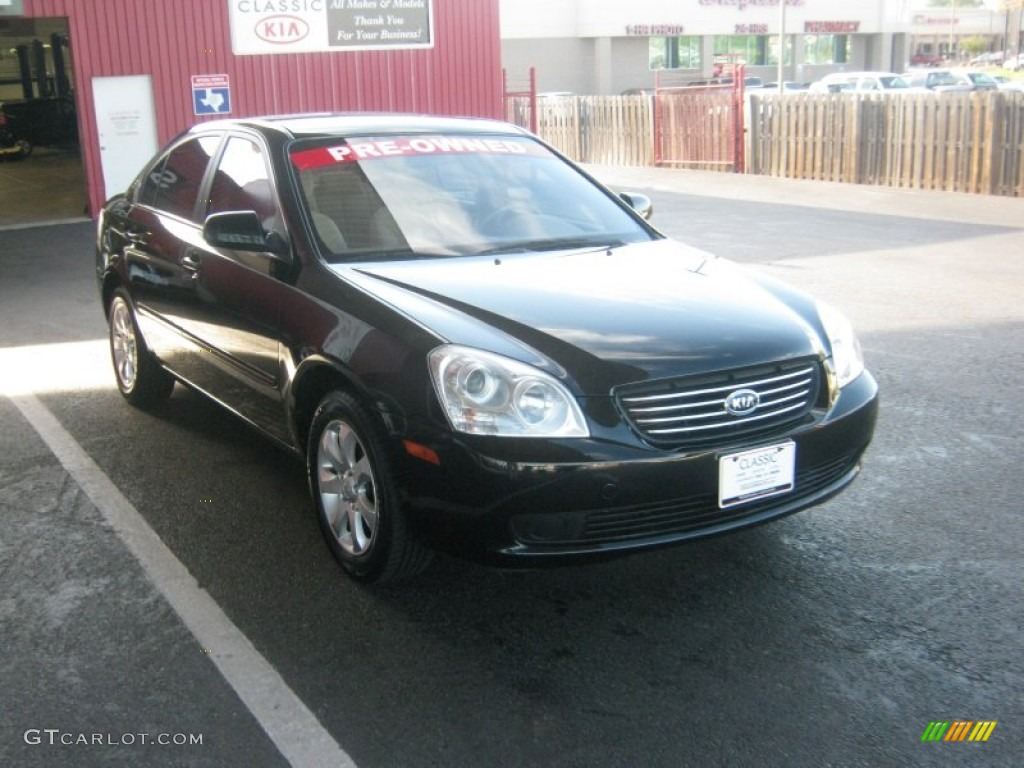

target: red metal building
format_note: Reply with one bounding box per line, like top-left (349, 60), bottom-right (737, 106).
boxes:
top-left (17, 0), bottom-right (502, 216)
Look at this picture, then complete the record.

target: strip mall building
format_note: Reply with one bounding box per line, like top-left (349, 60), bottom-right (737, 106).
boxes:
top-left (499, 0), bottom-right (1021, 95)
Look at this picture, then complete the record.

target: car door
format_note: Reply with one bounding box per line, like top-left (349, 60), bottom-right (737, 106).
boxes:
top-left (174, 133), bottom-right (291, 442)
top-left (123, 134), bottom-right (223, 383)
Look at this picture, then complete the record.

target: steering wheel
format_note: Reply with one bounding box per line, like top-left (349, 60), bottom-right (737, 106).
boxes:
top-left (479, 204), bottom-right (584, 238)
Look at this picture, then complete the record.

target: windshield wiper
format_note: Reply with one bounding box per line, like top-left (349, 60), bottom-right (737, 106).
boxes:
top-left (332, 247), bottom-right (459, 263)
top-left (475, 237), bottom-right (624, 257)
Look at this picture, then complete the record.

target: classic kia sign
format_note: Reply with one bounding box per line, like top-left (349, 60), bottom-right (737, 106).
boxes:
top-left (228, 0), bottom-right (433, 55)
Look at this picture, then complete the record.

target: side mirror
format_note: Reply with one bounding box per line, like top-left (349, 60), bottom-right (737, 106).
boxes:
top-left (620, 192), bottom-right (654, 221)
top-left (203, 211), bottom-right (288, 259)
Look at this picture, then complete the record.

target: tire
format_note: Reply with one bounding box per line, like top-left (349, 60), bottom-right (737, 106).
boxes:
top-left (308, 390), bottom-right (432, 583)
top-left (108, 289), bottom-right (175, 407)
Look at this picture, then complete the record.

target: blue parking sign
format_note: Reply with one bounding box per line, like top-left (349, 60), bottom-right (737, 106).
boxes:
top-left (191, 74), bottom-right (231, 116)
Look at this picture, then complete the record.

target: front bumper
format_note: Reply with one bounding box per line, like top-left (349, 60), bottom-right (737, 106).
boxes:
top-left (402, 372), bottom-right (879, 566)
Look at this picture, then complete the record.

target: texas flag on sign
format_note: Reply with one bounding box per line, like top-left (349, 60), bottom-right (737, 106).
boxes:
top-left (191, 74), bottom-right (231, 116)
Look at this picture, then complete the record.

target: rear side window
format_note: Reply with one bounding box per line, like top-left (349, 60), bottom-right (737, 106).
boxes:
top-left (145, 136), bottom-right (221, 221)
top-left (137, 158), bottom-right (167, 208)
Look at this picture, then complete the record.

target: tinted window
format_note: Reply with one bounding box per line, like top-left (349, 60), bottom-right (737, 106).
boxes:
top-left (137, 157), bottom-right (168, 208)
top-left (206, 136), bottom-right (278, 230)
top-left (151, 136), bottom-right (221, 221)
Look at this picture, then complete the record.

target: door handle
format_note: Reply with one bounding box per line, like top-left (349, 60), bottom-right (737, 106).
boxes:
top-left (125, 225), bottom-right (149, 245)
top-left (182, 251), bottom-right (202, 271)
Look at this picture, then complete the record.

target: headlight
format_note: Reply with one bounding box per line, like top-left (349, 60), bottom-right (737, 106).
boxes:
top-left (816, 301), bottom-right (865, 388)
top-left (428, 345), bottom-right (589, 437)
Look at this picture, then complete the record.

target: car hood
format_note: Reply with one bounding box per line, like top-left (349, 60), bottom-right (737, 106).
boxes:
top-left (335, 239), bottom-right (823, 394)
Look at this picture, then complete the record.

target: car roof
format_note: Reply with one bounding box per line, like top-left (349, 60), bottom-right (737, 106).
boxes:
top-left (822, 71), bottom-right (901, 80)
top-left (908, 68), bottom-right (975, 75)
top-left (185, 113), bottom-right (526, 140)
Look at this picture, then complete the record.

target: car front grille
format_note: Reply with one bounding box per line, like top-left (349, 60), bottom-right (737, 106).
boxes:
top-left (615, 358), bottom-right (823, 449)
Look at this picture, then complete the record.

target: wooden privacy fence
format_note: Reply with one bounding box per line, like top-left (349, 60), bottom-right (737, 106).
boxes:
top-left (508, 95), bottom-right (654, 166)
top-left (507, 91), bottom-right (1024, 197)
top-left (655, 86), bottom-right (744, 172)
top-left (748, 91), bottom-right (1024, 196)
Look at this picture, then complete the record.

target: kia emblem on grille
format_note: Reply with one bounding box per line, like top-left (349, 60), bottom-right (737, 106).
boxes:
top-left (724, 389), bottom-right (760, 416)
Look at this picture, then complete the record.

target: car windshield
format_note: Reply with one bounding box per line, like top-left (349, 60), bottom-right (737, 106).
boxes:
top-left (967, 72), bottom-right (997, 86)
top-left (931, 72), bottom-right (962, 86)
top-left (879, 76), bottom-right (909, 89)
top-left (290, 134), bottom-right (654, 261)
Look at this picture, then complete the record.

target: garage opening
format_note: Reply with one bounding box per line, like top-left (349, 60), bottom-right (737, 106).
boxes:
top-left (0, 16), bottom-right (86, 227)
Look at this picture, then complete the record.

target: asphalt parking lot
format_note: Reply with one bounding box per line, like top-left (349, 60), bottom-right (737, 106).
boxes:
top-left (1, 168), bottom-right (1022, 767)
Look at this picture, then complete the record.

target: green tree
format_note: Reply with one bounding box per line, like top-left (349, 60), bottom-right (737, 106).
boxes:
top-left (959, 35), bottom-right (991, 56)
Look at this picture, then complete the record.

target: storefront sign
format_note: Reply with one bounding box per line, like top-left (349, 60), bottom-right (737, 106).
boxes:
top-left (699, 0), bottom-right (805, 10)
top-left (228, 0), bottom-right (433, 55)
top-left (0, 0), bottom-right (25, 17)
top-left (914, 16), bottom-right (960, 26)
top-left (625, 25), bottom-right (685, 36)
top-left (804, 21), bottom-right (861, 34)
top-left (735, 24), bottom-right (769, 35)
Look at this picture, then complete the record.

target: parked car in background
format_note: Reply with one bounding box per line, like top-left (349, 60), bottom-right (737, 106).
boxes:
top-left (808, 74), bottom-right (853, 94)
top-left (910, 51), bottom-right (944, 68)
top-left (94, 114), bottom-right (878, 583)
top-left (0, 107), bottom-right (32, 160)
top-left (0, 96), bottom-right (78, 151)
top-left (991, 74), bottom-right (1024, 92)
top-left (969, 51), bottom-right (1004, 67)
top-left (958, 70), bottom-right (1002, 90)
top-left (1004, 54), bottom-right (1024, 72)
top-left (762, 81), bottom-right (811, 93)
top-left (809, 72), bottom-right (919, 94)
top-left (903, 69), bottom-right (999, 92)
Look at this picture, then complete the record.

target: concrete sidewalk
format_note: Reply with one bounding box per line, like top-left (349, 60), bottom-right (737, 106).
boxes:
top-left (584, 164), bottom-right (1024, 228)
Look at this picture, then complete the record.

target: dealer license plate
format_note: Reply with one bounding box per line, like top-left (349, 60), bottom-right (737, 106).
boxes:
top-left (719, 442), bottom-right (796, 509)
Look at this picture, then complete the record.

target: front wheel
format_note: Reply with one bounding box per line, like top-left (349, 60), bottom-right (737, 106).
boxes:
top-left (108, 289), bottom-right (174, 407)
top-left (308, 391), bottom-right (432, 583)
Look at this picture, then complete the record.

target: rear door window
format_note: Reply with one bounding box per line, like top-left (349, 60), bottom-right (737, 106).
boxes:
top-left (149, 136), bottom-right (221, 222)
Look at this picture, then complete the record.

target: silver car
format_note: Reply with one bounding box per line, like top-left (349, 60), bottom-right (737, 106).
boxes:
top-left (902, 69), bottom-right (998, 92)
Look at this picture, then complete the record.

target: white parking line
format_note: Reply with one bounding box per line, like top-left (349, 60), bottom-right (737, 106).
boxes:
top-left (9, 393), bottom-right (357, 768)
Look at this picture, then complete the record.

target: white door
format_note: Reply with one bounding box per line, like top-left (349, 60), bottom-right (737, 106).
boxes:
top-left (91, 75), bottom-right (159, 199)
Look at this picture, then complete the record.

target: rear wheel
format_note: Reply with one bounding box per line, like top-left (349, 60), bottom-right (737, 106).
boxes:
top-left (108, 289), bottom-right (174, 407)
top-left (308, 390), bottom-right (432, 583)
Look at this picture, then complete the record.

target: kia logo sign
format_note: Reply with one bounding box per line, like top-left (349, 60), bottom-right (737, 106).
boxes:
top-left (724, 389), bottom-right (760, 416)
top-left (255, 15), bottom-right (310, 44)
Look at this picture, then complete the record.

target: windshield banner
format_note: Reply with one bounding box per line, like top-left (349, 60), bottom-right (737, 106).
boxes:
top-left (292, 136), bottom-right (549, 169)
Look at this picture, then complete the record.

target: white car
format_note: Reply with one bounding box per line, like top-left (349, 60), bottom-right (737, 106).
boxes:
top-left (903, 69), bottom-right (998, 92)
top-left (969, 52), bottom-right (1004, 67)
top-left (992, 74), bottom-right (1024, 92)
top-left (809, 72), bottom-right (919, 94)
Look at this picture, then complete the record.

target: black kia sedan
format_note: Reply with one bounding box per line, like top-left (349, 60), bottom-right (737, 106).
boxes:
top-left (96, 114), bottom-right (878, 583)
